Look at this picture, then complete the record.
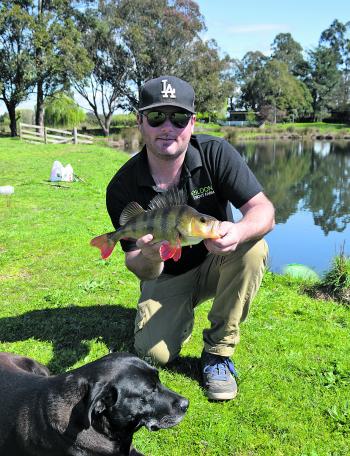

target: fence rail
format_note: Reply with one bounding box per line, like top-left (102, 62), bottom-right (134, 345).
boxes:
top-left (19, 123), bottom-right (93, 145)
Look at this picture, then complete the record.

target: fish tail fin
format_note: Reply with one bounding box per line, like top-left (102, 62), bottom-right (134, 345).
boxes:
top-left (90, 232), bottom-right (118, 259)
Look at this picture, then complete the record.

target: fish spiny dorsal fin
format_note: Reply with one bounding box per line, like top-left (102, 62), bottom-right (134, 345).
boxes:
top-left (148, 187), bottom-right (187, 210)
top-left (119, 201), bottom-right (145, 226)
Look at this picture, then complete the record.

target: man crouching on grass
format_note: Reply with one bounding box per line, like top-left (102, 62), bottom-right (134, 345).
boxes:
top-left (106, 75), bottom-right (275, 400)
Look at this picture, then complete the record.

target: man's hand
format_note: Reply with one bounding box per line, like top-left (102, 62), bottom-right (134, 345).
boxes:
top-left (204, 221), bottom-right (242, 255)
top-left (204, 192), bottom-right (275, 256)
top-left (125, 234), bottom-right (166, 280)
top-left (135, 234), bottom-right (167, 263)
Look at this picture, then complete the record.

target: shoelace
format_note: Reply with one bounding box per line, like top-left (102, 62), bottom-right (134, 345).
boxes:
top-left (203, 356), bottom-right (238, 380)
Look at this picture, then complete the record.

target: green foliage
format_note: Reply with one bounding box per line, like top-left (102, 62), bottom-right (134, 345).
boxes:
top-left (17, 109), bottom-right (35, 125)
top-left (1, 139), bottom-right (350, 455)
top-left (246, 110), bottom-right (256, 123)
top-left (323, 252), bottom-right (350, 293)
top-left (110, 113), bottom-right (137, 127)
top-left (253, 60), bottom-right (313, 121)
top-left (75, 0), bottom-right (233, 132)
top-left (271, 32), bottom-right (308, 78)
top-left (0, 1), bottom-right (92, 135)
top-left (44, 92), bottom-right (86, 128)
top-left (0, 2), bottom-right (36, 135)
top-left (223, 128), bottom-right (238, 144)
top-left (0, 112), bottom-right (9, 126)
top-left (306, 45), bottom-right (342, 120)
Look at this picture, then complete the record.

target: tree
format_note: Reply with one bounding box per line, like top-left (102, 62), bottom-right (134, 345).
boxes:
top-left (0, 2), bottom-right (36, 136)
top-left (74, 2), bottom-right (131, 136)
top-left (44, 91), bottom-right (86, 127)
top-left (178, 39), bottom-right (235, 113)
top-left (319, 19), bottom-right (350, 111)
top-left (271, 33), bottom-right (309, 78)
top-left (75, 0), bottom-right (233, 135)
top-left (0, 1), bottom-right (91, 135)
top-left (242, 60), bottom-right (312, 122)
top-left (32, 0), bottom-right (92, 127)
top-left (235, 51), bottom-right (268, 110)
top-left (116, 0), bottom-right (205, 99)
top-left (306, 46), bottom-right (341, 120)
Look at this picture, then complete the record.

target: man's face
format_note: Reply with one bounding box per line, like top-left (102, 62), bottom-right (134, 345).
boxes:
top-left (138, 107), bottom-right (196, 161)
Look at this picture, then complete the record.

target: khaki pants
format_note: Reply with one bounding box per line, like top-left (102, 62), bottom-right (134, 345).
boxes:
top-left (134, 239), bottom-right (268, 365)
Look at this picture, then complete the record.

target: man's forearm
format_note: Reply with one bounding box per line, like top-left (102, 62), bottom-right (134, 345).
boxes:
top-left (236, 202), bottom-right (275, 243)
top-left (237, 192), bottom-right (275, 243)
top-left (125, 249), bottom-right (164, 280)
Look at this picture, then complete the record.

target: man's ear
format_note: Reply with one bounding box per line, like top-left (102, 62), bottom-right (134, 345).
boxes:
top-left (190, 114), bottom-right (196, 133)
top-left (137, 112), bottom-right (143, 128)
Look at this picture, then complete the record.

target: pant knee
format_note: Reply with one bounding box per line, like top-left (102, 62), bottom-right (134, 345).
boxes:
top-left (241, 239), bottom-right (268, 271)
top-left (134, 337), bottom-right (179, 366)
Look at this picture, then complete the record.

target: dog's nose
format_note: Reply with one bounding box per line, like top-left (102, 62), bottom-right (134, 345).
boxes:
top-left (178, 397), bottom-right (189, 412)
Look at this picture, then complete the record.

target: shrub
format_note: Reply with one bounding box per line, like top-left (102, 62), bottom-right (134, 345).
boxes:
top-left (17, 109), bottom-right (35, 125)
top-left (323, 252), bottom-right (350, 294)
top-left (120, 127), bottom-right (142, 152)
top-left (110, 113), bottom-right (137, 127)
top-left (223, 128), bottom-right (237, 144)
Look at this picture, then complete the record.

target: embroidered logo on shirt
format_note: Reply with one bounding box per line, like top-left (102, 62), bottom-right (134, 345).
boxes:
top-left (191, 186), bottom-right (215, 200)
top-left (161, 79), bottom-right (176, 99)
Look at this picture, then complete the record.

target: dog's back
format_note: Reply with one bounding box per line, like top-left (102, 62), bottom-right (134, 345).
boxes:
top-left (0, 353), bottom-right (52, 454)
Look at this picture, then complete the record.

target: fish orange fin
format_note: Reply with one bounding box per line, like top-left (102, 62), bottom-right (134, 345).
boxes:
top-left (172, 245), bottom-right (182, 262)
top-left (160, 243), bottom-right (175, 261)
top-left (159, 240), bottom-right (182, 262)
top-left (172, 238), bottom-right (182, 261)
top-left (90, 233), bottom-right (116, 259)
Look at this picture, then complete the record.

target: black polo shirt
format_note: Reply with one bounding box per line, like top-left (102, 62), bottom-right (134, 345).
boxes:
top-left (106, 134), bottom-right (262, 275)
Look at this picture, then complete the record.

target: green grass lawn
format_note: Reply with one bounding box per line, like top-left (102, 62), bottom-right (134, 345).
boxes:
top-left (1, 138), bottom-right (349, 455)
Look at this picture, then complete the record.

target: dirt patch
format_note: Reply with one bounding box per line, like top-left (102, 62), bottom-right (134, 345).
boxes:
top-left (304, 284), bottom-right (350, 306)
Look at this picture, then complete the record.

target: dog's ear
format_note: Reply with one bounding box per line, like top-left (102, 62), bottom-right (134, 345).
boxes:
top-left (82, 381), bottom-right (118, 429)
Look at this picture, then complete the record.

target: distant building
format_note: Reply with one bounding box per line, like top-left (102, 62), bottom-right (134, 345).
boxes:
top-left (219, 109), bottom-right (261, 127)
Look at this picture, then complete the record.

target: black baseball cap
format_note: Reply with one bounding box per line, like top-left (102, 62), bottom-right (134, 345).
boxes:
top-left (138, 75), bottom-right (195, 113)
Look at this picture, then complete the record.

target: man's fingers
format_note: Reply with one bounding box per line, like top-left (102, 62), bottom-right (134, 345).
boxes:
top-left (136, 234), bottom-right (154, 249)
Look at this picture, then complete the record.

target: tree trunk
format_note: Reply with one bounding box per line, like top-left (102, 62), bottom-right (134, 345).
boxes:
top-left (7, 103), bottom-right (18, 137)
top-left (35, 80), bottom-right (45, 127)
top-left (92, 106), bottom-right (110, 136)
top-left (104, 114), bottom-right (112, 136)
top-left (35, 1), bottom-right (45, 131)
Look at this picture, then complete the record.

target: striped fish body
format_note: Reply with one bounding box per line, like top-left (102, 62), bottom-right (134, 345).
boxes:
top-left (90, 188), bottom-right (221, 262)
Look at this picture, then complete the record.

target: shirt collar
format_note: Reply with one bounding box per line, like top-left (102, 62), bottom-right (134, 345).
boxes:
top-left (183, 137), bottom-right (203, 173)
top-left (136, 146), bottom-right (155, 187)
top-left (136, 136), bottom-right (203, 187)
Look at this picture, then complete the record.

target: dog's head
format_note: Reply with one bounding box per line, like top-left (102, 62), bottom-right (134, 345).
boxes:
top-left (70, 353), bottom-right (188, 438)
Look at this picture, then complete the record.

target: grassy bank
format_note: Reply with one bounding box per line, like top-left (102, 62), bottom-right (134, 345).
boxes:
top-left (1, 138), bottom-right (349, 455)
top-left (195, 121), bottom-right (350, 142)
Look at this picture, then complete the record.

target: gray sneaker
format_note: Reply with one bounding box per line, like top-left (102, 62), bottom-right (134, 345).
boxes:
top-left (201, 351), bottom-right (238, 400)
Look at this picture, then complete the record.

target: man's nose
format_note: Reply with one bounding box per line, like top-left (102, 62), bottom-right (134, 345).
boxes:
top-left (160, 118), bottom-right (174, 131)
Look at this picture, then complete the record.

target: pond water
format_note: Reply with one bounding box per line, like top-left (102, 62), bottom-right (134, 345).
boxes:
top-left (233, 140), bottom-right (350, 276)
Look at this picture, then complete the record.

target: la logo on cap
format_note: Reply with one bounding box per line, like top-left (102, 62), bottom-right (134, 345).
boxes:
top-left (161, 79), bottom-right (176, 99)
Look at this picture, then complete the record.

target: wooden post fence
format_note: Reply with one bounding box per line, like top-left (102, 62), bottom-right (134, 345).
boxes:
top-left (19, 123), bottom-right (93, 145)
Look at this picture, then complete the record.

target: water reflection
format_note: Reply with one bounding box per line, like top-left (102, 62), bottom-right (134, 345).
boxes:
top-left (234, 140), bottom-right (350, 274)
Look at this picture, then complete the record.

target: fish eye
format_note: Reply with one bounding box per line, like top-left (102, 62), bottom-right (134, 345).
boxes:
top-left (199, 216), bottom-right (206, 223)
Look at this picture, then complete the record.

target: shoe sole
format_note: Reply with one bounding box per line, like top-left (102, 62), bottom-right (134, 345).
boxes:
top-left (206, 389), bottom-right (238, 401)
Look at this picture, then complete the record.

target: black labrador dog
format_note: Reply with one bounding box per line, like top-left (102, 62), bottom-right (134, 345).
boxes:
top-left (0, 351), bottom-right (188, 456)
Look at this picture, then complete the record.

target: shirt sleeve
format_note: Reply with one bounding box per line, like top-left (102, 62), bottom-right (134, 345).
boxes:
top-left (211, 139), bottom-right (263, 209)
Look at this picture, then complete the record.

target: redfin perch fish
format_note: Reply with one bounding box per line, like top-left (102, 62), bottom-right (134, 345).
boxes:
top-left (90, 188), bottom-right (221, 262)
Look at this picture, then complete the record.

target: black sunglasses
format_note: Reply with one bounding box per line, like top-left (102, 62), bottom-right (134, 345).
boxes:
top-left (142, 111), bottom-right (192, 128)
